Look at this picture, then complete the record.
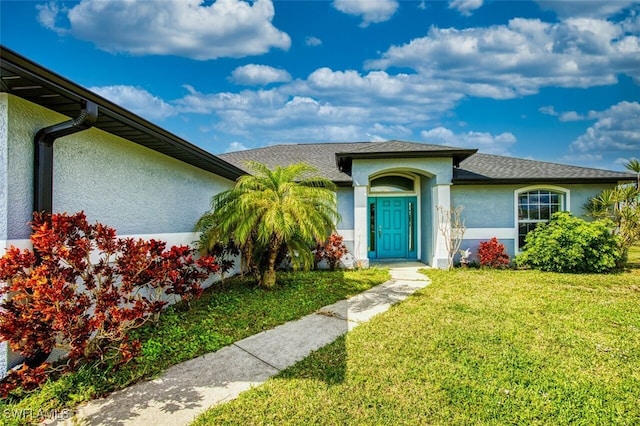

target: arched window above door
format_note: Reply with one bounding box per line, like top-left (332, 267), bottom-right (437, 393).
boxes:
top-left (370, 175), bottom-right (415, 193)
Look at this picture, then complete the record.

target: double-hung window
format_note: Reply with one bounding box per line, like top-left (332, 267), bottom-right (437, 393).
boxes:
top-left (517, 188), bottom-right (566, 249)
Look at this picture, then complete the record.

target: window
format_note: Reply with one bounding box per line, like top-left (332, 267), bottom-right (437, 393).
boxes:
top-left (517, 189), bottom-right (565, 249)
top-left (369, 201), bottom-right (376, 251)
top-left (370, 175), bottom-right (414, 193)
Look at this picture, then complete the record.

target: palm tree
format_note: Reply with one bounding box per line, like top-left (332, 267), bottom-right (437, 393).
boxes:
top-left (585, 184), bottom-right (640, 264)
top-left (195, 161), bottom-right (339, 288)
top-left (625, 158), bottom-right (640, 189)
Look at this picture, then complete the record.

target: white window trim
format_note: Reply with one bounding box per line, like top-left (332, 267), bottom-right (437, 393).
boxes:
top-left (514, 185), bottom-right (570, 252)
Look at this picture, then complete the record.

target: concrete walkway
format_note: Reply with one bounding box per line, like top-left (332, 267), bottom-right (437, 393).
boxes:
top-left (58, 264), bottom-right (429, 426)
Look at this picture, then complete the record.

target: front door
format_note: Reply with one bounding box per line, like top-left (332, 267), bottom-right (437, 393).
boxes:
top-left (368, 196), bottom-right (417, 259)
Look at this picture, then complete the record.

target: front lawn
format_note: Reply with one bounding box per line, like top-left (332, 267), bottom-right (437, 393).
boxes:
top-left (628, 245), bottom-right (640, 268)
top-left (0, 268), bottom-right (389, 425)
top-left (195, 266), bottom-right (640, 425)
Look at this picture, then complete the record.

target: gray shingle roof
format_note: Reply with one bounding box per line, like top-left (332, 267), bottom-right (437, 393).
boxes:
top-left (336, 140), bottom-right (471, 154)
top-left (219, 140), bottom-right (475, 184)
top-left (219, 142), bottom-right (357, 184)
top-left (455, 153), bottom-right (635, 183)
top-left (220, 141), bottom-right (635, 185)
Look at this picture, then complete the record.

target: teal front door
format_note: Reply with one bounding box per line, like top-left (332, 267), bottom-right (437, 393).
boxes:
top-left (368, 196), bottom-right (417, 259)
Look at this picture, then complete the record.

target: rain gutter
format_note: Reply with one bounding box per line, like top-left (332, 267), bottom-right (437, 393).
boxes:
top-left (33, 100), bottom-right (98, 214)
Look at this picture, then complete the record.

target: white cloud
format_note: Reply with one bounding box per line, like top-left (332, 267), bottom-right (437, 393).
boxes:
top-left (449, 0), bottom-right (483, 16)
top-left (559, 111), bottom-right (587, 122)
top-left (366, 122), bottom-right (412, 141)
top-left (230, 64), bottom-right (292, 86)
top-left (332, 0), bottom-right (399, 27)
top-left (366, 17), bottom-right (640, 98)
top-left (540, 105), bottom-right (602, 122)
top-left (89, 85), bottom-right (176, 121)
top-left (571, 101), bottom-right (640, 153)
top-left (225, 141), bottom-right (249, 153)
top-left (305, 36), bottom-right (322, 46)
top-left (536, 1), bottom-right (637, 19)
top-left (39, 0), bottom-right (291, 60)
top-left (560, 153), bottom-right (603, 166)
top-left (36, 1), bottom-right (64, 31)
top-left (615, 156), bottom-right (638, 165)
top-left (296, 68), bottom-right (464, 113)
top-left (539, 105), bottom-right (558, 116)
top-left (420, 126), bottom-right (517, 155)
top-left (175, 80), bottom-right (427, 143)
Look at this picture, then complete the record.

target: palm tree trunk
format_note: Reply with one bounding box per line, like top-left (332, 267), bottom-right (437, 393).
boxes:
top-left (260, 236), bottom-right (280, 289)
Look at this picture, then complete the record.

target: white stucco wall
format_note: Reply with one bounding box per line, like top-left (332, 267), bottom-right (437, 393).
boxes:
top-left (0, 95), bottom-right (8, 242)
top-left (0, 94), bottom-right (7, 378)
top-left (3, 94), bottom-right (235, 240)
top-left (0, 94), bottom-right (237, 376)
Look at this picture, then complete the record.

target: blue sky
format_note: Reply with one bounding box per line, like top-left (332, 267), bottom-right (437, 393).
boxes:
top-left (2, 0), bottom-right (639, 171)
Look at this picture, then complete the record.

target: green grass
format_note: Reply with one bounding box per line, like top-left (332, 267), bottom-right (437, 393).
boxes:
top-left (627, 245), bottom-right (640, 268)
top-left (194, 265), bottom-right (640, 425)
top-left (0, 268), bottom-right (389, 425)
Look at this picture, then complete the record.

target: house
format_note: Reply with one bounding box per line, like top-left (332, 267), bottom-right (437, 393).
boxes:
top-left (0, 46), bottom-right (633, 376)
top-left (0, 46), bottom-right (246, 376)
top-left (220, 142), bottom-right (633, 268)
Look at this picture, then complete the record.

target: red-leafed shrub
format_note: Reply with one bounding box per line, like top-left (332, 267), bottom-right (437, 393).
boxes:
top-left (478, 237), bottom-right (510, 268)
top-left (0, 211), bottom-right (221, 396)
top-left (315, 233), bottom-right (348, 271)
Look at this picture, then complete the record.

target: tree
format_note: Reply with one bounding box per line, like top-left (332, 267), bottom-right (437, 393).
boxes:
top-left (625, 158), bottom-right (640, 189)
top-left (437, 205), bottom-right (466, 269)
top-left (195, 161), bottom-right (339, 288)
top-left (584, 184), bottom-right (640, 264)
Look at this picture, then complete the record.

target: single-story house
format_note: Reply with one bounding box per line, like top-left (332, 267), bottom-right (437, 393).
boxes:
top-left (0, 45), bottom-right (634, 375)
top-left (220, 142), bottom-right (633, 268)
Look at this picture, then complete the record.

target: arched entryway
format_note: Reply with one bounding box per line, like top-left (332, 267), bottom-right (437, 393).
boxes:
top-left (367, 173), bottom-right (418, 260)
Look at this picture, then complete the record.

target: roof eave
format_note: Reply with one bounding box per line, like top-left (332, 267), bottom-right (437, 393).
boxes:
top-left (0, 45), bottom-right (246, 182)
top-left (452, 177), bottom-right (634, 185)
top-left (336, 149), bottom-right (478, 175)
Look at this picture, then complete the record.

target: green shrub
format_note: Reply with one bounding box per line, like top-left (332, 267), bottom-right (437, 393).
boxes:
top-left (515, 212), bottom-right (623, 273)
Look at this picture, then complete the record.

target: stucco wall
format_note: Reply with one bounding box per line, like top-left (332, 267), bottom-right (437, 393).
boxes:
top-left (335, 186), bottom-right (355, 255)
top-left (451, 183), bottom-right (617, 229)
top-left (1, 94), bottom-right (238, 377)
top-left (4, 94), bottom-right (58, 241)
top-left (453, 182), bottom-right (620, 260)
top-left (451, 184), bottom-right (516, 228)
top-left (570, 184), bottom-right (614, 219)
top-left (5, 94), bottom-right (234, 240)
top-left (0, 94), bottom-right (6, 379)
top-left (336, 187), bottom-right (354, 229)
top-left (420, 175), bottom-right (433, 264)
top-left (458, 238), bottom-right (516, 264)
top-left (351, 157), bottom-right (452, 186)
top-left (0, 94), bottom-right (8, 242)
